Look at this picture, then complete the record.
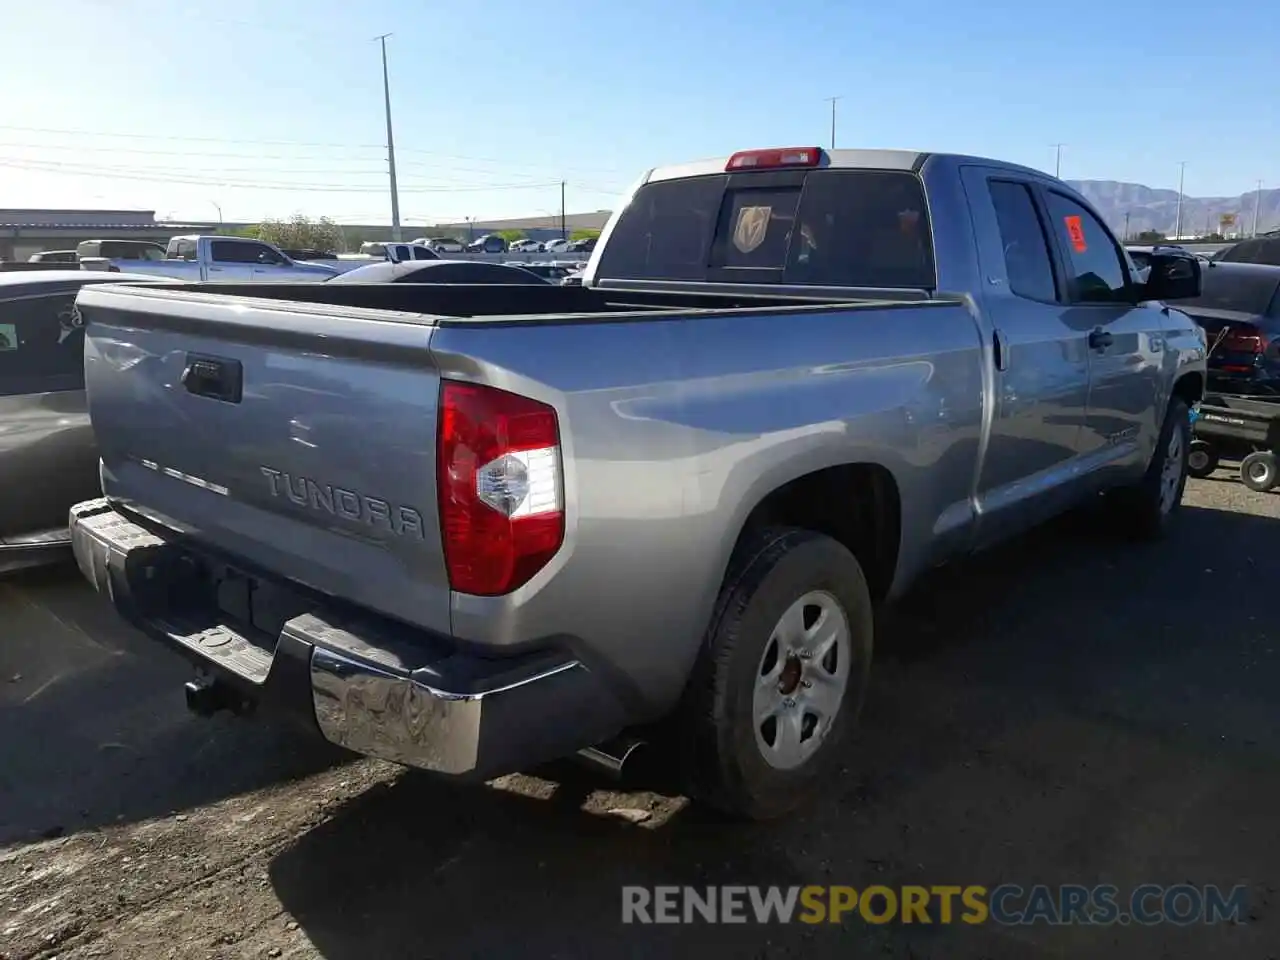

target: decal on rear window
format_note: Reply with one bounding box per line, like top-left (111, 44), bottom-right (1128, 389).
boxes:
top-left (732, 206), bottom-right (773, 254)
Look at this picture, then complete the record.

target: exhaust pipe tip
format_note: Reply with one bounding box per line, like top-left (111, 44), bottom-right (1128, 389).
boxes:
top-left (576, 737), bottom-right (648, 781)
top-left (184, 678), bottom-right (253, 718)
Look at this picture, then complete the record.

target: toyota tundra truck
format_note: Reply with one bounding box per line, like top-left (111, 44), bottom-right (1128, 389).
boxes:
top-left (66, 147), bottom-right (1207, 819)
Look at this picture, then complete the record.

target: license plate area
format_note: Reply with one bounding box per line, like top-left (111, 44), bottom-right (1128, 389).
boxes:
top-left (138, 550), bottom-right (314, 684)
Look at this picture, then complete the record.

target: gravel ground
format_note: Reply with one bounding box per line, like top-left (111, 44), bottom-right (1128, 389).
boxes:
top-left (1, 474), bottom-right (1277, 959)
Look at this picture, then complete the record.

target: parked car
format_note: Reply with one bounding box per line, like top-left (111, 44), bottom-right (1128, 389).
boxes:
top-left (1213, 236), bottom-right (1280, 267)
top-left (327, 259), bottom-right (548, 284)
top-left (1168, 261), bottom-right (1280, 392)
top-left (0, 270), bottom-right (167, 573)
top-left (409, 237), bottom-right (460, 253)
top-left (67, 146), bottom-right (1205, 820)
top-left (466, 234), bottom-right (508, 254)
top-left (117, 236), bottom-right (339, 282)
top-left (543, 238), bottom-right (571, 254)
top-left (510, 263), bottom-right (574, 284)
top-left (567, 236), bottom-right (597, 253)
top-left (508, 239), bottom-right (544, 253)
top-left (27, 250), bottom-right (79, 264)
top-left (279, 248), bottom-right (338, 262)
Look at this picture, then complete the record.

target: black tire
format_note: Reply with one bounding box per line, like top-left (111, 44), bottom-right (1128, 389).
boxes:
top-left (678, 527), bottom-right (873, 821)
top-left (1240, 451), bottom-right (1278, 492)
top-left (1109, 395), bottom-right (1190, 540)
top-left (1186, 440), bottom-right (1218, 479)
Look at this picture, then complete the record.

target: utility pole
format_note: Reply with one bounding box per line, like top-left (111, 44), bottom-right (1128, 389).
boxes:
top-left (1052, 143), bottom-right (1064, 179)
top-left (1254, 179), bottom-right (1263, 237)
top-left (560, 181), bottom-right (567, 240)
top-left (1174, 161), bottom-right (1187, 240)
top-left (374, 33), bottom-right (402, 241)
top-left (1124, 211), bottom-right (1130, 241)
top-left (824, 96), bottom-right (842, 150)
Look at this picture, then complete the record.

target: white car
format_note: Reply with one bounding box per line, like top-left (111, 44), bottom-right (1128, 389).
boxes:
top-left (509, 239), bottom-right (544, 253)
top-left (544, 238), bottom-right (571, 254)
top-left (418, 237), bottom-right (465, 253)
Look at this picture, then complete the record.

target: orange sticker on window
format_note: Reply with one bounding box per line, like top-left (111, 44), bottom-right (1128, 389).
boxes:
top-left (1064, 215), bottom-right (1088, 253)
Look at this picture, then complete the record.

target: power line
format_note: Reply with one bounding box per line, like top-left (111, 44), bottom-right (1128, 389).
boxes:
top-left (0, 142), bottom-right (606, 187)
top-left (0, 158), bottom-right (566, 194)
top-left (0, 124), bottom-right (632, 175)
top-left (0, 157), bottom-right (626, 199)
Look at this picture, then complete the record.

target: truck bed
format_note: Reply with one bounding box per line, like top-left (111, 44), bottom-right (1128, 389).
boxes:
top-left (97, 279), bottom-right (940, 319)
top-left (74, 279), bottom-right (971, 668)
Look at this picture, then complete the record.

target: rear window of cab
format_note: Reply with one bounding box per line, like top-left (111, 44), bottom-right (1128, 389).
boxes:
top-left (595, 169), bottom-right (936, 289)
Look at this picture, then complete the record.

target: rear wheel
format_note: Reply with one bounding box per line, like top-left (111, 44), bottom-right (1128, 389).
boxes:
top-left (1240, 451), bottom-right (1278, 492)
top-left (1186, 440), bottom-right (1218, 479)
top-left (678, 527), bottom-right (873, 821)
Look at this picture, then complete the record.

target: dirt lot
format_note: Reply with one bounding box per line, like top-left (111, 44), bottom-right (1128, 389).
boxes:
top-left (2, 476), bottom-right (1278, 960)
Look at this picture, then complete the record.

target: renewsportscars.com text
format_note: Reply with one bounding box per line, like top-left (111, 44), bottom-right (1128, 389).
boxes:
top-left (621, 884), bottom-right (1249, 926)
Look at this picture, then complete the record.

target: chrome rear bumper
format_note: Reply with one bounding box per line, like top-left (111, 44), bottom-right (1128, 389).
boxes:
top-left (69, 498), bottom-right (626, 779)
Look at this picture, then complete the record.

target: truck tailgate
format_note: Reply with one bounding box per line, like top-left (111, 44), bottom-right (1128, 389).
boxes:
top-left (76, 284), bottom-right (452, 636)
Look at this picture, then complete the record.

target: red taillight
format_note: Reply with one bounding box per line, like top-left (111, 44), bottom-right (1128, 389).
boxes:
top-left (725, 146), bottom-right (824, 172)
top-left (437, 381), bottom-right (564, 596)
top-left (1224, 329), bottom-right (1267, 353)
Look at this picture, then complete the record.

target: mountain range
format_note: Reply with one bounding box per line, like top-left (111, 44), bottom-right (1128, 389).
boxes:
top-left (1066, 180), bottom-right (1276, 239)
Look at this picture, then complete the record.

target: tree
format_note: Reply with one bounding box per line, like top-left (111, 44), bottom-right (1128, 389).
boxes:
top-left (255, 215), bottom-right (344, 255)
top-left (1133, 229), bottom-right (1166, 243)
top-left (570, 228), bottom-right (601, 242)
top-left (497, 229), bottom-right (526, 243)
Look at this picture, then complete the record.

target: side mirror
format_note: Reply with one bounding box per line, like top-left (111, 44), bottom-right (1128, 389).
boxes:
top-left (1141, 252), bottom-right (1201, 301)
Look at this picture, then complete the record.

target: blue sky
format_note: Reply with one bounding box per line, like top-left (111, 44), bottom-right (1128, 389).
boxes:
top-left (1, 0), bottom-right (1275, 225)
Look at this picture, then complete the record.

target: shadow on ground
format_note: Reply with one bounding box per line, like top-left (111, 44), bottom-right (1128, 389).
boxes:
top-left (0, 561), bottom-right (348, 845)
top-left (270, 501), bottom-right (1280, 958)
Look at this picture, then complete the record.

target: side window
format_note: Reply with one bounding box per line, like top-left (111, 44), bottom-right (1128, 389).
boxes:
top-left (175, 240), bottom-right (197, 261)
top-left (255, 246), bottom-right (287, 266)
top-left (988, 180), bottom-right (1058, 302)
top-left (209, 240), bottom-right (261, 264)
top-left (0, 293), bottom-right (86, 396)
top-left (1044, 193), bottom-right (1129, 303)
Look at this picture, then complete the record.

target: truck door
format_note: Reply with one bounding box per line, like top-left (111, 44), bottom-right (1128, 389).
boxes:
top-left (959, 168), bottom-right (1093, 543)
top-left (205, 239), bottom-right (261, 281)
top-left (1038, 190), bottom-right (1165, 488)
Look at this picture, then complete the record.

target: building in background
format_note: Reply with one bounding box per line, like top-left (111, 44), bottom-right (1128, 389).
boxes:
top-left (0, 209), bottom-right (215, 261)
top-left (419, 210), bottom-right (612, 242)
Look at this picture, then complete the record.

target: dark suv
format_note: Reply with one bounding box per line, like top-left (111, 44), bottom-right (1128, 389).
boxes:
top-left (1169, 261), bottom-right (1280, 392)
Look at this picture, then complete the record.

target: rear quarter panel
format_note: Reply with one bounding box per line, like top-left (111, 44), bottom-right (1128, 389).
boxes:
top-left (431, 302), bottom-right (986, 714)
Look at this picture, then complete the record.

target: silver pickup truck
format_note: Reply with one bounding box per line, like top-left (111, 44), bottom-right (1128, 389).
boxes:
top-left (111, 236), bottom-right (340, 282)
top-left (67, 147), bottom-right (1207, 819)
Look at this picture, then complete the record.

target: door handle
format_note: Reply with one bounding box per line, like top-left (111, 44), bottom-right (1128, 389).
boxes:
top-left (1089, 328), bottom-right (1113, 351)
